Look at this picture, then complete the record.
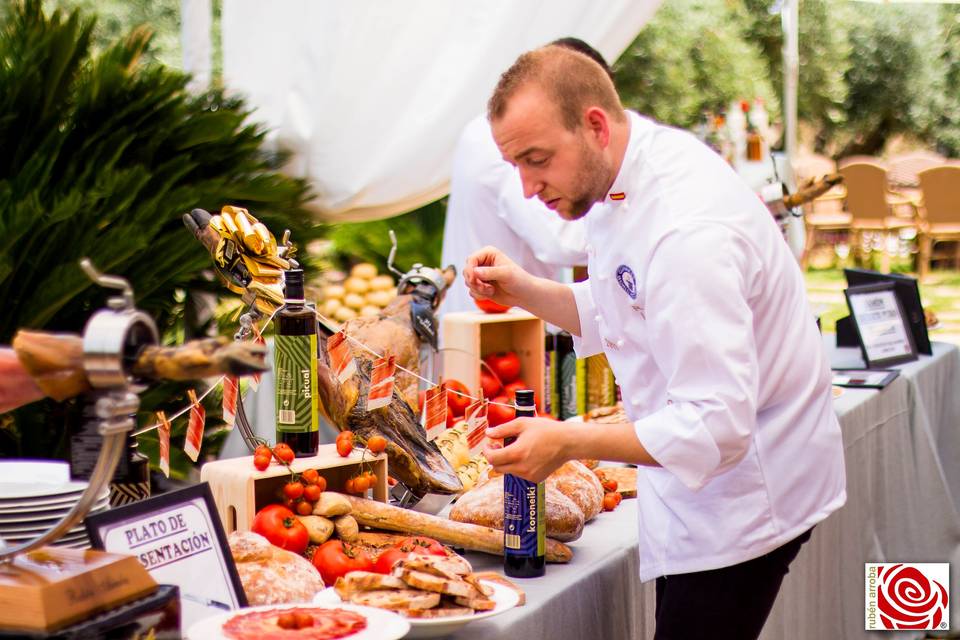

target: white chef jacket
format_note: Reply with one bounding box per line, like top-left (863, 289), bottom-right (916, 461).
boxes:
top-left (440, 115), bottom-right (588, 316)
top-left (571, 112), bottom-right (846, 580)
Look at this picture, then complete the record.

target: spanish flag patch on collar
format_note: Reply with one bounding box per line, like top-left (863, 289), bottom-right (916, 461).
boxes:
top-left (608, 192), bottom-right (626, 201)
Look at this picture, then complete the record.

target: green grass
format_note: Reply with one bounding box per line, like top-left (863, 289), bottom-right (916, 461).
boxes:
top-left (804, 267), bottom-right (960, 346)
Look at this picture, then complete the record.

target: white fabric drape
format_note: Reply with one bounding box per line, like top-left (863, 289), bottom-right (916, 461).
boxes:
top-left (221, 0), bottom-right (661, 222)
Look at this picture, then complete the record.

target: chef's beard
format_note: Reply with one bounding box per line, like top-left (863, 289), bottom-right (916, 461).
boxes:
top-left (562, 136), bottom-right (609, 220)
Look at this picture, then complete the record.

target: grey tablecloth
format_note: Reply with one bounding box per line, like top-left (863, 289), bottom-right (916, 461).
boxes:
top-left (448, 341), bottom-right (960, 640)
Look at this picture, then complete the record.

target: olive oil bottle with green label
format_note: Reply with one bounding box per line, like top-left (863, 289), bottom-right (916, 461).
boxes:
top-left (274, 269), bottom-right (319, 456)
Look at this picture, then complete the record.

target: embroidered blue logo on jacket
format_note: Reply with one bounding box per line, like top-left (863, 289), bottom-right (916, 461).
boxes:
top-left (616, 265), bottom-right (637, 300)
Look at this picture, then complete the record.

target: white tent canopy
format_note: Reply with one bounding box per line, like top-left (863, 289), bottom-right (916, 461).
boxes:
top-left (205, 1), bottom-right (661, 222)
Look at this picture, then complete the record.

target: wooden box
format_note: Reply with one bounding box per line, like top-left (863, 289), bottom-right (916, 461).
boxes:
top-left (200, 445), bottom-right (388, 533)
top-left (442, 310), bottom-right (545, 409)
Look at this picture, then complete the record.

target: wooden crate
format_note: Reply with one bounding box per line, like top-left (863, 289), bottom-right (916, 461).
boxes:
top-left (442, 310), bottom-right (545, 409)
top-left (200, 444), bottom-right (388, 533)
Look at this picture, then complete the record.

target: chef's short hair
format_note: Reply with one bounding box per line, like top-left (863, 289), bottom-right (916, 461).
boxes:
top-left (488, 45), bottom-right (625, 131)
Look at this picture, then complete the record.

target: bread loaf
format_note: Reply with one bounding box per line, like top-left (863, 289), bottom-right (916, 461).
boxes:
top-left (449, 475), bottom-right (584, 542)
top-left (547, 460), bottom-right (604, 522)
top-left (228, 531), bottom-right (324, 605)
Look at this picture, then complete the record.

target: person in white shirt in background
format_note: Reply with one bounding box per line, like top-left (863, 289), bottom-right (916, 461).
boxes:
top-left (440, 38), bottom-right (613, 316)
top-left (464, 45), bottom-right (846, 640)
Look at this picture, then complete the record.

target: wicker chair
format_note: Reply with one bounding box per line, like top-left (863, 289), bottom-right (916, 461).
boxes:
top-left (917, 165), bottom-right (960, 279)
top-left (839, 162), bottom-right (919, 273)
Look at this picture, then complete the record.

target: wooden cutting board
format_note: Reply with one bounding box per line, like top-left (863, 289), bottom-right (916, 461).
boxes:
top-left (595, 466), bottom-right (637, 499)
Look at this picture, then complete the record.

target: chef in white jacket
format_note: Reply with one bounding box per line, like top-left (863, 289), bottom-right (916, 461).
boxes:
top-left (440, 39), bottom-right (611, 316)
top-left (466, 46), bottom-right (846, 640)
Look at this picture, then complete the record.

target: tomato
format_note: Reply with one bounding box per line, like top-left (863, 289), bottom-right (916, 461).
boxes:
top-left (311, 540), bottom-right (373, 585)
top-left (273, 443), bottom-right (295, 464)
top-left (253, 454), bottom-right (271, 471)
top-left (251, 504), bottom-right (308, 554)
top-left (303, 483), bottom-right (322, 503)
top-left (277, 612), bottom-right (297, 629)
top-left (314, 476), bottom-right (327, 492)
top-left (294, 612), bottom-right (314, 629)
top-left (394, 536), bottom-right (447, 557)
top-left (367, 435), bottom-right (387, 455)
top-left (484, 352), bottom-right (521, 384)
top-left (296, 499), bottom-right (313, 516)
top-left (474, 297), bottom-right (511, 314)
top-left (254, 444), bottom-right (272, 459)
top-left (387, 476), bottom-right (398, 486)
top-left (301, 468), bottom-right (320, 485)
top-left (487, 396), bottom-right (515, 427)
top-left (602, 493), bottom-right (619, 512)
top-left (479, 369), bottom-right (502, 398)
top-left (336, 430), bottom-right (353, 444)
top-left (344, 478), bottom-right (356, 494)
top-left (353, 475), bottom-right (370, 493)
top-left (373, 548), bottom-right (410, 574)
top-left (446, 411), bottom-right (458, 428)
top-left (336, 438), bottom-right (353, 457)
top-left (283, 481), bottom-right (304, 500)
top-left (443, 379), bottom-right (472, 415)
top-left (612, 491), bottom-right (623, 506)
top-left (601, 478), bottom-right (618, 493)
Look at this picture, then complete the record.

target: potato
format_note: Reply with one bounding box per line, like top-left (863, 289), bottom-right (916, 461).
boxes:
top-left (333, 515), bottom-right (359, 542)
top-left (360, 305), bottom-right (381, 318)
top-left (334, 306), bottom-right (358, 323)
top-left (344, 293), bottom-right (366, 310)
top-left (322, 298), bottom-right (342, 317)
top-left (343, 277), bottom-right (370, 295)
top-left (370, 275), bottom-right (395, 291)
top-left (350, 263), bottom-right (378, 280)
top-left (313, 492), bottom-right (352, 518)
top-left (323, 284), bottom-right (346, 300)
top-left (297, 515), bottom-right (335, 544)
top-left (365, 290), bottom-right (393, 308)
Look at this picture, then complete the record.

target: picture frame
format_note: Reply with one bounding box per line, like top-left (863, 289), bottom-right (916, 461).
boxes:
top-left (85, 482), bottom-right (247, 628)
top-left (843, 282), bottom-right (918, 368)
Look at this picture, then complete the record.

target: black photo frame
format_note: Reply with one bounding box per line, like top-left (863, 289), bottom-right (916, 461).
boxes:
top-left (843, 268), bottom-right (932, 355)
top-left (844, 282), bottom-right (918, 368)
top-left (85, 482), bottom-right (247, 627)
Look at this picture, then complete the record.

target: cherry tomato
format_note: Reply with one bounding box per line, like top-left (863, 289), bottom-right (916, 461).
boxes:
top-left (273, 443), bottom-right (295, 464)
top-left (296, 499), bottom-right (313, 516)
top-left (479, 369), bottom-right (502, 398)
top-left (283, 481), bottom-right (304, 500)
top-left (344, 478), bottom-right (356, 494)
top-left (484, 352), bottom-right (521, 384)
top-left (373, 548), bottom-right (410, 574)
top-left (387, 476), bottom-right (398, 486)
top-left (254, 444), bottom-right (272, 458)
top-left (602, 493), bottom-right (619, 512)
top-left (283, 497), bottom-right (296, 511)
top-left (394, 536), bottom-right (447, 557)
top-left (253, 454), bottom-right (271, 471)
top-left (277, 612), bottom-right (297, 629)
top-left (601, 478), bottom-right (618, 493)
top-left (446, 410), bottom-right (458, 428)
top-left (294, 612), bottom-right (314, 629)
top-left (353, 475), bottom-right (370, 493)
top-left (336, 438), bottom-right (353, 457)
top-left (251, 504), bottom-right (309, 554)
top-left (474, 297), bottom-right (511, 314)
top-left (336, 430), bottom-right (353, 444)
top-left (303, 483), bottom-right (322, 503)
top-left (311, 540), bottom-right (373, 585)
top-left (314, 476), bottom-right (327, 492)
top-left (301, 468), bottom-right (320, 485)
top-left (367, 435), bottom-right (387, 455)
top-left (612, 491), bottom-right (623, 506)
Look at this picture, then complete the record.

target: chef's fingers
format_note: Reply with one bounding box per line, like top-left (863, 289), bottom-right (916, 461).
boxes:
top-left (482, 441), bottom-right (522, 468)
top-left (485, 418), bottom-right (524, 441)
top-left (472, 265), bottom-right (512, 285)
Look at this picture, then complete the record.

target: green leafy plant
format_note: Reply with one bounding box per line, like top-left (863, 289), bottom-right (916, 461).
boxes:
top-left (0, 1), bottom-right (322, 477)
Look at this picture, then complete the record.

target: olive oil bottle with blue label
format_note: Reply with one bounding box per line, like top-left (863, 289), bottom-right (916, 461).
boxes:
top-left (503, 389), bottom-right (546, 578)
top-left (274, 268), bottom-right (319, 456)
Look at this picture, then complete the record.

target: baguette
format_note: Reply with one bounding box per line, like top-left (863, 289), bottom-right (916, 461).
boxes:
top-left (343, 494), bottom-right (573, 563)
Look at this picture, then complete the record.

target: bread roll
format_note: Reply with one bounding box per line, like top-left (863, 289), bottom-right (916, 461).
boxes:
top-left (547, 460), bottom-right (604, 522)
top-left (449, 475), bottom-right (584, 542)
top-left (228, 531), bottom-right (324, 605)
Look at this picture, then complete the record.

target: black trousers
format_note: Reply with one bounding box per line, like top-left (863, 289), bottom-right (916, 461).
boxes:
top-left (654, 528), bottom-right (814, 640)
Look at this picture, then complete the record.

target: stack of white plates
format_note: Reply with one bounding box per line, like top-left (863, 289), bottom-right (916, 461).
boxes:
top-left (0, 460), bottom-right (110, 550)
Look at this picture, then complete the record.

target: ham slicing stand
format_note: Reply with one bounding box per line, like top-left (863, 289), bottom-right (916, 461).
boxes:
top-left (0, 259), bottom-right (158, 562)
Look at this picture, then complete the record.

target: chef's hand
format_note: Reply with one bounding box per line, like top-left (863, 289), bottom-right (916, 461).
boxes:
top-left (463, 246), bottom-right (532, 309)
top-left (483, 417), bottom-right (570, 483)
